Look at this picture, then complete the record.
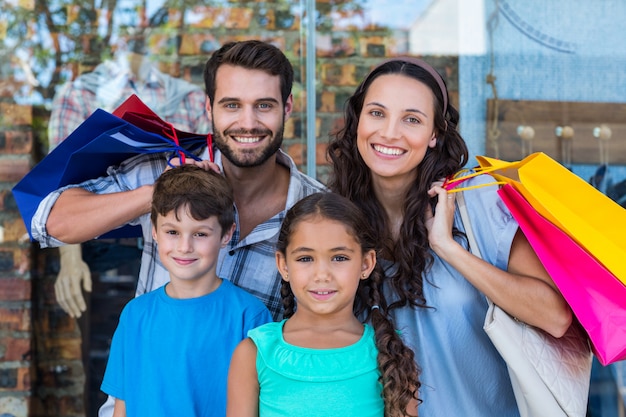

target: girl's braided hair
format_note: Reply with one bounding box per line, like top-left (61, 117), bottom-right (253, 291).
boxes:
top-left (278, 192), bottom-right (420, 417)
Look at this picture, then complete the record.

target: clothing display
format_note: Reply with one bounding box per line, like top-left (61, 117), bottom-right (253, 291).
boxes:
top-left (101, 280), bottom-right (271, 417)
top-left (386, 174), bottom-right (520, 417)
top-left (48, 58), bottom-right (210, 149)
top-left (31, 148), bottom-right (326, 320)
top-left (249, 320), bottom-right (384, 417)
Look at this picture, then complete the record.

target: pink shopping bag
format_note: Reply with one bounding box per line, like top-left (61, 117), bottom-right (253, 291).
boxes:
top-left (498, 183), bottom-right (626, 365)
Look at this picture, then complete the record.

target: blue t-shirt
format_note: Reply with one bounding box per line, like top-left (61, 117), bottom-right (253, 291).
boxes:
top-left (101, 279), bottom-right (272, 417)
top-left (387, 175), bottom-right (521, 417)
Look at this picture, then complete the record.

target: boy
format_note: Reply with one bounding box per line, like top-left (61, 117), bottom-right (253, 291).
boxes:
top-left (101, 165), bottom-right (271, 417)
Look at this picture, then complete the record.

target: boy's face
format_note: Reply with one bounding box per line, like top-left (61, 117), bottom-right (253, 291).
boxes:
top-left (152, 206), bottom-right (234, 293)
top-left (207, 64), bottom-right (293, 168)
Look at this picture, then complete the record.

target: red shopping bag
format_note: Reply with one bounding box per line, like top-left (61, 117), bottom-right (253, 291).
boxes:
top-left (498, 184), bottom-right (626, 365)
top-left (112, 94), bottom-right (214, 163)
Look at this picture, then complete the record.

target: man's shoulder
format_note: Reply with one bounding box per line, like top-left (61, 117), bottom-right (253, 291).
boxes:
top-left (294, 170), bottom-right (327, 192)
top-left (287, 167), bottom-right (328, 201)
top-left (276, 149), bottom-right (327, 194)
top-left (285, 170), bottom-right (327, 211)
top-left (108, 151), bottom-right (170, 184)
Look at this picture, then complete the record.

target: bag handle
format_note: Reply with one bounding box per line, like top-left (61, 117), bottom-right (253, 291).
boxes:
top-left (111, 125), bottom-right (204, 167)
top-left (459, 192), bottom-right (525, 323)
top-left (456, 191), bottom-right (483, 259)
top-left (444, 167), bottom-right (506, 193)
top-left (444, 154), bottom-right (538, 193)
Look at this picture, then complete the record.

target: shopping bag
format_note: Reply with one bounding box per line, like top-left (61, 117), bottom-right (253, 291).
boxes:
top-left (12, 95), bottom-right (210, 240)
top-left (445, 152), bottom-right (626, 285)
top-left (112, 94), bottom-right (214, 163)
top-left (498, 183), bottom-right (626, 365)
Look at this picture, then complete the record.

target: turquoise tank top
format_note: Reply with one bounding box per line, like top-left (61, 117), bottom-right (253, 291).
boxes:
top-left (248, 320), bottom-right (384, 417)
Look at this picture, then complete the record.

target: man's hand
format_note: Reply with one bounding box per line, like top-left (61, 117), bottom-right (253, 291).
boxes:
top-left (166, 157), bottom-right (221, 174)
top-left (55, 244), bottom-right (92, 318)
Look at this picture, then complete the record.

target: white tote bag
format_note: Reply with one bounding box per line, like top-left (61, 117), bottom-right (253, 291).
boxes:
top-left (457, 191), bottom-right (592, 417)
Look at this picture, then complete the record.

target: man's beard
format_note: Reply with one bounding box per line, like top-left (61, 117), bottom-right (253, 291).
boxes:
top-left (212, 120), bottom-right (285, 168)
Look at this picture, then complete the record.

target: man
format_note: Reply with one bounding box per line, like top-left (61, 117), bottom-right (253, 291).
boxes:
top-left (32, 39), bottom-right (326, 417)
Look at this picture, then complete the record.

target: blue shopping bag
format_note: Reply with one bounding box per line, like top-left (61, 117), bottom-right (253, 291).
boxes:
top-left (12, 95), bottom-right (210, 240)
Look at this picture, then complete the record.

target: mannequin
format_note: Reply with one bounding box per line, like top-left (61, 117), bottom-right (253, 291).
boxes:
top-left (48, 39), bottom-right (210, 317)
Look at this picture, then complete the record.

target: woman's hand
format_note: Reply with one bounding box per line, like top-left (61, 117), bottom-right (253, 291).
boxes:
top-left (428, 182), bottom-right (572, 337)
top-left (425, 182), bottom-right (458, 257)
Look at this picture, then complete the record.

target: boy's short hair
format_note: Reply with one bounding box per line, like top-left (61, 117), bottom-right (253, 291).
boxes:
top-left (151, 165), bottom-right (234, 236)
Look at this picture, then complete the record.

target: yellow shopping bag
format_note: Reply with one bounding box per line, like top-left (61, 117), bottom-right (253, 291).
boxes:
top-left (445, 152), bottom-right (626, 284)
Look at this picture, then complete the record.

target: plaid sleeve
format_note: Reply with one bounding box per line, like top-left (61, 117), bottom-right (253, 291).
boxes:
top-left (31, 152), bottom-right (167, 247)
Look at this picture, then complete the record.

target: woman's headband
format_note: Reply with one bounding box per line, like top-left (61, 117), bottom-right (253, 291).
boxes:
top-left (371, 57), bottom-right (448, 116)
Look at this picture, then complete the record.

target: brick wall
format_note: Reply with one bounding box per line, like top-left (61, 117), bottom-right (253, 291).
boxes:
top-left (0, 103), bottom-right (37, 417)
top-left (1, 104), bottom-right (86, 417)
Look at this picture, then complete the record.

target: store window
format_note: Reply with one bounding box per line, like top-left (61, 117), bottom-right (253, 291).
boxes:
top-left (1, 0), bottom-right (624, 416)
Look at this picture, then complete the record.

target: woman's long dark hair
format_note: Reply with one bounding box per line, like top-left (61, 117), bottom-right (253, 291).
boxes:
top-left (327, 59), bottom-right (468, 310)
top-left (277, 192), bottom-right (420, 417)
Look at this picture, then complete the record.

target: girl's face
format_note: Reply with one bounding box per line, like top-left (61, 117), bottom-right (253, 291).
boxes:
top-left (276, 215), bottom-right (376, 319)
top-left (356, 73), bottom-right (437, 186)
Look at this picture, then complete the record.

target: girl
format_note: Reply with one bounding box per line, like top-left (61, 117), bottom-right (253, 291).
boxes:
top-left (326, 57), bottom-right (572, 416)
top-left (226, 192), bottom-right (419, 417)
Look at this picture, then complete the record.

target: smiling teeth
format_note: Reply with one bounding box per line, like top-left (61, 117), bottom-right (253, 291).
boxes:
top-left (374, 144), bottom-right (403, 155)
top-left (234, 136), bottom-right (262, 143)
top-left (315, 291), bottom-right (331, 295)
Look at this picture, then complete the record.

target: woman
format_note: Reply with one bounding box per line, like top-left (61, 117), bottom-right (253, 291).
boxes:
top-left (327, 57), bottom-right (572, 416)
